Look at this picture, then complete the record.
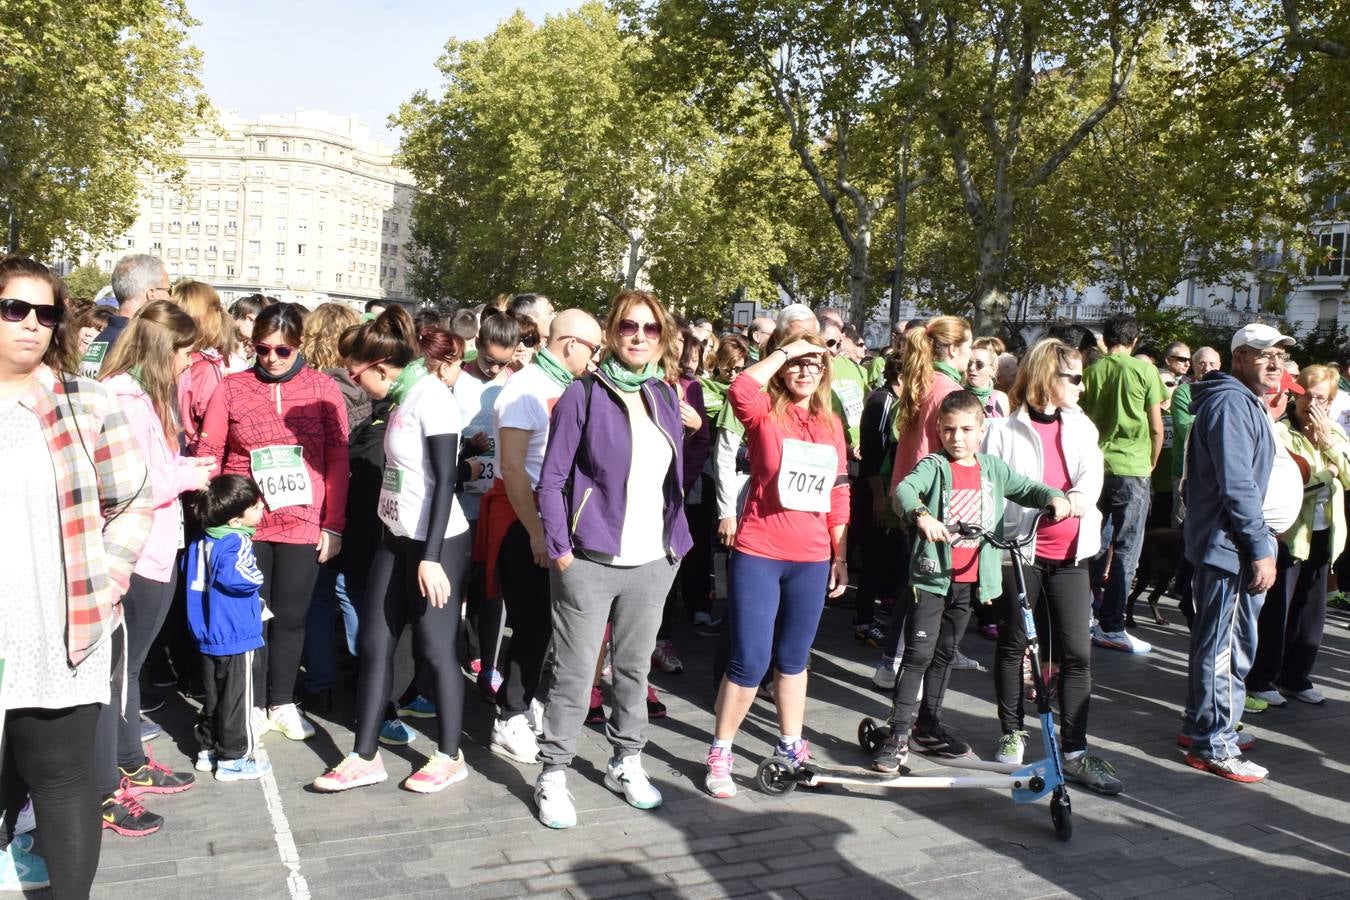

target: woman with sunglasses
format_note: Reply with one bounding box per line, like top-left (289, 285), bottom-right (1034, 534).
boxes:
top-left (511, 311), bottom-right (539, 371)
top-left (0, 257), bottom-right (152, 897)
top-left (703, 332), bottom-right (849, 798)
top-left (195, 302), bottom-right (349, 742)
top-left (97, 301), bottom-right (214, 835)
top-left (982, 338), bottom-right (1120, 794)
top-left (533, 289), bottom-right (690, 829)
top-left (968, 337), bottom-right (1010, 419)
top-left (313, 307), bottom-right (474, 794)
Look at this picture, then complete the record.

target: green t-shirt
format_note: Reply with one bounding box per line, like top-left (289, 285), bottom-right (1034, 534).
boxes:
top-left (831, 355), bottom-right (868, 447)
top-left (1080, 352), bottom-right (1165, 477)
top-left (1169, 381), bottom-right (1193, 482)
top-left (864, 354), bottom-right (886, 390)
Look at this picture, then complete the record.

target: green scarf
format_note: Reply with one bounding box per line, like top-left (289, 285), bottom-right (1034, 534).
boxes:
top-left (532, 347), bottom-right (574, 388)
top-left (934, 360), bottom-right (963, 385)
top-left (965, 381), bottom-right (994, 405)
top-left (206, 524), bottom-right (257, 539)
top-left (1340, 374), bottom-right (1350, 396)
top-left (599, 355), bottom-right (658, 392)
top-left (699, 376), bottom-right (729, 416)
top-left (387, 358), bottom-right (430, 407)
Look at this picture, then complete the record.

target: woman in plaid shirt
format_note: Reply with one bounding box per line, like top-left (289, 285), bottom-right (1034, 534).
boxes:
top-left (0, 256), bottom-right (153, 897)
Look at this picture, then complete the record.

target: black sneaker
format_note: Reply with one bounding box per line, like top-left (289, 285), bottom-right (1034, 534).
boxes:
top-left (871, 732), bottom-right (909, 774)
top-left (139, 691), bottom-right (165, 714)
top-left (101, 780), bottom-right (165, 837)
top-left (909, 725), bottom-right (972, 758)
top-left (853, 623), bottom-right (887, 648)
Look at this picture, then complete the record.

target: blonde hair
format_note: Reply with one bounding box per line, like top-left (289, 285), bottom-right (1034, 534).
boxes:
top-left (1299, 364), bottom-right (1338, 400)
top-left (973, 336), bottom-right (1005, 355)
top-left (172, 280), bottom-right (226, 353)
top-left (768, 332), bottom-right (834, 421)
top-left (601, 290), bottom-right (678, 378)
top-left (897, 315), bottom-right (971, 431)
top-left (101, 300), bottom-right (196, 442)
top-left (302, 303), bottom-right (361, 370)
top-left (1009, 338), bottom-right (1081, 412)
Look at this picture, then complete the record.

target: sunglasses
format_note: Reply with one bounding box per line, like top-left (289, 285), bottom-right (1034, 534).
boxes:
top-left (1162, 380), bottom-right (1177, 388)
top-left (968, 360), bottom-right (989, 370)
top-left (347, 358), bottom-right (386, 382)
top-left (0, 298), bottom-right (62, 329)
top-left (1058, 372), bottom-right (1084, 385)
top-left (254, 342), bottom-right (295, 360)
top-left (617, 319), bottom-right (662, 340)
top-left (518, 335), bottom-right (539, 349)
top-left (478, 351), bottom-right (514, 370)
top-left (563, 335), bottom-right (601, 358)
top-left (1169, 355), bottom-right (1190, 364)
top-left (825, 338), bottom-right (840, 349)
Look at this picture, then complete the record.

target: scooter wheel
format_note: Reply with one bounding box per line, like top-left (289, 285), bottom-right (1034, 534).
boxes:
top-left (756, 757), bottom-right (798, 796)
top-left (1051, 787), bottom-right (1072, 842)
top-left (858, 717), bottom-right (883, 755)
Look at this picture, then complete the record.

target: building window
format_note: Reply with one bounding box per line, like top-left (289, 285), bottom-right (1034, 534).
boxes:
top-left (247, 266), bottom-right (260, 280)
top-left (256, 140), bottom-right (267, 152)
top-left (248, 241), bottom-right (261, 255)
top-left (275, 268), bottom-right (285, 282)
top-left (335, 273), bottom-right (341, 286)
top-left (276, 218), bottom-right (287, 233)
top-left (251, 164), bottom-right (265, 177)
top-left (248, 215), bottom-right (261, 230)
top-left (276, 242), bottom-right (286, 255)
top-left (280, 141), bottom-right (289, 153)
top-left (102, 259), bottom-right (113, 272)
top-left (296, 244), bottom-right (305, 256)
top-left (1314, 231), bottom-right (1346, 278)
top-left (226, 265), bottom-right (236, 277)
top-left (277, 167), bottom-right (290, 182)
top-left (206, 264), bottom-right (216, 276)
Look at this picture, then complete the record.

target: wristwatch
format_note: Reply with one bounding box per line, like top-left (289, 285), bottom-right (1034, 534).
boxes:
top-left (776, 347), bottom-right (790, 358)
top-left (911, 505), bottom-right (930, 523)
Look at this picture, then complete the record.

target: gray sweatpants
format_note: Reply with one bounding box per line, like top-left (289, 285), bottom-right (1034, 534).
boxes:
top-left (539, 554), bottom-right (678, 771)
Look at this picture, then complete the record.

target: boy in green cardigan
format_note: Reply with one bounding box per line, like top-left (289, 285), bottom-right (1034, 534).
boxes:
top-left (873, 391), bottom-right (1070, 773)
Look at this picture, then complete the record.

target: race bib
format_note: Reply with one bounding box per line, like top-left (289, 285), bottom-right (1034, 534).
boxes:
top-left (378, 465), bottom-right (405, 532)
top-left (465, 455), bottom-right (496, 495)
top-left (79, 342), bottom-right (108, 380)
top-left (834, 380), bottom-right (865, 429)
top-left (1162, 414), bottom-right (1173, 450)
top-left (778, 439), bottom-right (837, 513)
top-left (249, 445), bottom-right (312, 511)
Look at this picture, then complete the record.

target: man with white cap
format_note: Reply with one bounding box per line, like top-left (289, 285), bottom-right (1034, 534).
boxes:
top-left (1179, 323), bottom-right (1300, 783)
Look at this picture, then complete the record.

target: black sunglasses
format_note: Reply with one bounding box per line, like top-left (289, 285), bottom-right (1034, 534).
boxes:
top-left (1, 298), bottom-right (62, 329)
top-left (519, 334), bottom-right (539, 348)
top-left (1058, 372), bottom-right (1084, 385)
top-left (618, 319), bottom-right (662, 340)
top-left (253, 342), bottom-right (295, 360)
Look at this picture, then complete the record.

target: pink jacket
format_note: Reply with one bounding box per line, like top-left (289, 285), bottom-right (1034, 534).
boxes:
top-left (178, 349), bottom-right (225, 452)
top-left (107, 374), bottom-right (207, 582)
top-left (890, 369), bottom-right (964, 492)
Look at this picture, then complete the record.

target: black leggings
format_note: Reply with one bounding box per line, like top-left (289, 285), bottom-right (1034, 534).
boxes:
top-left (116, 572), bottom-right (177, 770)
top-left (2, 703), bottom-right (103, 900)
top-left (994, 558), bottom-right (1093, 753)
top-left (496, 520), bottom-right (553, 716)
top-left (888, 583), bottom-right (975, 733)
top-left (254, 541), bottom-right (322, 708)
top-left (355, 529), bottom-right (471, 757)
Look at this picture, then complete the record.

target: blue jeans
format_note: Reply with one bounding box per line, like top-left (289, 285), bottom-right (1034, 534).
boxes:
top-left (1090, 474), bottom-right (1151, 633)
top-left (725, 552), bottom-right (829, 687)
top-left (1182, 562), bottom-right (1266, 758)
top-left (303, 567), bottom-right (362, 693)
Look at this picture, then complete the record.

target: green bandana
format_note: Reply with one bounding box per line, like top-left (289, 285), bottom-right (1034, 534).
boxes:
top-left (599, 355), bottom-right (659, 392)
top-left (699, 376), bottom-right (729, 417)
top-left (532, 347), bottom-right (574, 388)
top-left (387, 358), bottom-right (430, 407)
top-left (206, 524), bottom-right (257, 539)
top-left (965, 381), bottom-right (994, 404)
top-left (934, 360), bottom-right (963, 384)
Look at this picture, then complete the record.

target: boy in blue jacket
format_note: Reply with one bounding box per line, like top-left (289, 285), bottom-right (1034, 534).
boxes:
top-left (186, 475), bottom-right (271, 781)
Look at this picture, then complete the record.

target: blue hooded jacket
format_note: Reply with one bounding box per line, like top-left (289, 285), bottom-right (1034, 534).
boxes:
top-left (185, 529), bottom-right (265, 657)
top-left (1182, 372), bottom-right (1276, 574)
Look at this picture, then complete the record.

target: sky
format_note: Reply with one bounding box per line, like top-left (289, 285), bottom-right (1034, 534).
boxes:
top-left (189, 0), bottom-right (580, 145)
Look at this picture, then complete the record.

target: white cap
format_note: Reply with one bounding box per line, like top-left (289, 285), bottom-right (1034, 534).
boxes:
top-left (1231, 323), bottom-right (1295, 352)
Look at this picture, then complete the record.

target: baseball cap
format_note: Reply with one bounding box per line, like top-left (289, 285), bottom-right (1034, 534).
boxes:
top-left (1280, 370), bottom-right (1305, 395)
top-left (1231, 323), bottom-right (1295, 352)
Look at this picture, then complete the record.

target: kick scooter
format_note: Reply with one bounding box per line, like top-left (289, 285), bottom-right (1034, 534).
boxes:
top-left (754, 512), bottom-right (1074, 841)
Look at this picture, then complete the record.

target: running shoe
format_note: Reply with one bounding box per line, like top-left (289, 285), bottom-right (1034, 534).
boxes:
top-left (692, 611), bottom-right (722, 637)
top-left (1244, 694), bottom-right (1269, 714)
top-left (1184, 753), bottom-right (1267, 783)
top-left (1177, 731), bottom-right (1256, 752)
top-left (951, 650), bottom-right (986, 672)
top-left (216, 757), bottom-right (272, 782)
top-left (909, 725), bottom-right (972, 758)
top-left (194, 751), bottom-right (217, 773)
top-left (1279, 685), bottom-right (1326, 705)
top-left (0, 833), bottom-right (49, 892)
top-left (1091, 627), bottom-right (1152, 654)
top-left (120, 747), bottom-right (196, 796)
top-left (1063, 753), bottom-right (1123, 795)
top-left (774, 738), bottom-right (812, 768)
top-left (871, 659), bottom-right (899, 690)
top-left (604, 754), bottom-right (662, 809)
top-left (101, 780), bottom-right (164, 836)
top-left (1327, 590), bottom-right (1350, 610)
top-left (1249, 689), bottom-right (1287, 708)
top-left (853, 622), bottom-right (887, 648)
top-left (398, 695), bottom-right (437, 719)
top-left (646, 686), bottom-right (667, 719)
top-left (140, 692), bottom-right (165, 714)
top-left (871, 732), bottom-right (909, 774)
top-left (140, 718), bottom-right (162, 742)
top-left (651, 640), bottom-right (684, 674)
top-left (378, 718), bottom-right (415, 746)
top-left (268, 703), bottom-right (315, 740)
top-left (704, 746), bottom-right (736, 799)
top-left (13, 800), bottom-right (35, 836)
top-left (312, 753), bottom-right (388, 792)
top-left (995, 730), bottom-right (1027, 765)
top-left (585, 686), bottom-right (606, 725)
top-left (491, 714), bottom-right (540, 764)
top-left (403, 751), bottom-right (468, 794)
top-left (535, 769), bottom-right (577, 829)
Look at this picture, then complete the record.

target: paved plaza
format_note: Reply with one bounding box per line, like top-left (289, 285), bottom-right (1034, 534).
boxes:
top-left (77, 598), bottom-right (1350, 900)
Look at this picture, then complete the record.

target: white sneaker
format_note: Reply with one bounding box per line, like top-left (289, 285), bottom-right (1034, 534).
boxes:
top-left (194, 750), bottom-right (217, 773)
top-left (651, 640), bottom-right (684, 674)
top-left (13, 800), bottom-right (35, 835)
top-left (251, 707), bottom-right (271, 747)
top-left (1280, 685), bottom-right (1326, 705)
top-left (534, 770), bottom-right (577, 829)
top-left (995, 730), bottom-right (1027, 765)
top-left (491, 714), bottom-right (540, 764)
top-left (1249, 689), bottom-right (1288, 707)
top-left (1092, 628), bottom-right (1151, 654)
top-left (525, 698), bottom-right (546, 737)
top-left (871, 658), bottom-right (899, 690)
top-left (604, 754), bottom-right (663, 809)
top-left (268, 703), bottom-right (316, 740)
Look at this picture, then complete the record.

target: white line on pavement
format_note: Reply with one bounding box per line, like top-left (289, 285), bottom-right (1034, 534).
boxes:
top-left (254, 740), bottom-right (311, 900)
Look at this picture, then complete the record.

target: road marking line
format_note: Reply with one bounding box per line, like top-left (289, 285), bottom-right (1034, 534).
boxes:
top-left (254, 739), bottom-right (310, 900)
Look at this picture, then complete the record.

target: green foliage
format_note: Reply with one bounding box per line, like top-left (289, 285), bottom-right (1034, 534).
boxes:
top-left (63, 264), bottom-right (110, 300)
top-left (0, 0), bottom-right (210, 257)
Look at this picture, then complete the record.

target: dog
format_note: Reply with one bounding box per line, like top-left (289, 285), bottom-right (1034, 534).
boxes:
top-left (1126, 527), bottom-right (1185, 627)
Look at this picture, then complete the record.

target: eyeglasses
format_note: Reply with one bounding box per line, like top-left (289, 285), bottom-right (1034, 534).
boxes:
top-left (347, 358), bottom-right (386, 382)
top-left (518, 335), bottom-right (539, 349)
top-left (1058, 372), bottom-right (1084, 385)
top-left (0, 298), bottom-right (62, 329)
top-left (617, 318), bottom-right (662, 340)
top-left (785, 360), bottom-right (824, 375)
top-left (1239, 348), bottom-right (1289, 364)
top-left (563, 335), bottom-right (601, 359)
top-left (254, 342), bottom-right (295, 360)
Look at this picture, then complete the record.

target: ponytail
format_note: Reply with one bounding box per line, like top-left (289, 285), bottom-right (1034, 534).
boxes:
top-left (339, 304), bottom-right (418, 367)
top-left (895, 315), bottom-right (971, 432)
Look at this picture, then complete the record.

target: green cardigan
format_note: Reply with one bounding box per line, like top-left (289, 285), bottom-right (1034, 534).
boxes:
top-left (893, 452), bottom-right (1065, 604)
top-left (1276, 419), bottom-right (1350, 563)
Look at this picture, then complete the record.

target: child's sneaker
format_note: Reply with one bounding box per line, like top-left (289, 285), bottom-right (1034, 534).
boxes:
top-left (268, 703), bottom-right (315, 740)
top-left (1244, 694), bottom-right (1269, 714)
top-left (477, 669), bottom-right (504, 701)
top-left (871, 732), bottom-right (909, 774)
top-left (312, 753), bottom-right (388, 792)
top-left (1062, 752), bottom-right (1122, 795)
top-left (705, 746), bottom-right (736, 798)
top-left (604, 754), bottom-right (662, 809)
top-left (692, 611), bottom-right (721, 636)
top-left (951, 650), bottom-right (986, 672)
top-left (535, 769), bottom-right (576, 829)
top-left (491, 714), bottom-right (540, 764)
top-left (853, 622), bottom-right (886, 648)
top-left (379, 718), bottom-right (415, 745)
top-left (216, 757), bottom-right (272, 782)
top-left (774, 738), bottom-right (812, 768)
top-left (995, 730), bottom-right (1028, 765)
top-left (194, 750), bottom-right (217, 773)
top-left (646, 685), bottom-right (667, 718)
top-left (397, 695), bottom-right (437, 719)
top-left (403, 751), bottom-right (468, 793)
top-left (13, 800), bottom-right (35, 836)
top-left (585, 686), bottom-right (606, 725)
top-left (651, 640), bottom-right (684, 674)
top-left (909, 724), bottom-right (972, 758)
top-left (101, 780), bottom-right (164, 836)
top-left (871, 658), bottom-right (899, 690)
top-left (0, 833), bottom-right (49, 892)
top-left (120, 747), bottom-right (195, 796)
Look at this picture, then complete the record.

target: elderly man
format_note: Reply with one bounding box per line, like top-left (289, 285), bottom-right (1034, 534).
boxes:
top-left (745, 316), bottom-right (776, 360)
top-left (772, 303), bottom-right (819, 345)
top-left (1180, 324), bottom-right (1300, 782)
top-left (1162, 342), bottom-right (1193, 383)
top-left (80, 253), bottom-right (170, 378)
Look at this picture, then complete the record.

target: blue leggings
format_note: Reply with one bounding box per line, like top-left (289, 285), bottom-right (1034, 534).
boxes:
top-left (726, 551), bottom-right (829, 688)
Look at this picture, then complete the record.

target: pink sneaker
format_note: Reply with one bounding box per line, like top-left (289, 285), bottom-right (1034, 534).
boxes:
top-left (403, 752), bottom-right (468, 794)
top-left (705, 746), bottom-right (736, 798)
top-left (651, 640), bottom-right (684, 674)
top-left (312, 753), bottom-right (387, 792)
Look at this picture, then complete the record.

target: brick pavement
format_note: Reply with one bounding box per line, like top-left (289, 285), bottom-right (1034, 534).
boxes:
top-left (71, 598), bottom-right (1350, 900)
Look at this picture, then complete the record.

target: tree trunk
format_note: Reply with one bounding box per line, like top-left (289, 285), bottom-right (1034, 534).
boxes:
top-left (847, 209), bottom-right (873, 326)
top-left (891, 130), bottom-right (912, 327)
top-left (623, 232), bottom-right (644, 290)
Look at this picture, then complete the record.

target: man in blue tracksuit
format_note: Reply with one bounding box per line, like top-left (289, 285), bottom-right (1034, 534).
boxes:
top-left (1180, 324), bottom-right (1300, 783)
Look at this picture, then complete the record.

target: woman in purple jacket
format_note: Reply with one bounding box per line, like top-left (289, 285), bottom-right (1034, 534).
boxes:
top-left (533, 289), bottom-right (691, 830)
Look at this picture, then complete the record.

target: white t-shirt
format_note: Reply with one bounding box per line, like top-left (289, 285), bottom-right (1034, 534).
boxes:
top-left (380, 375), bottom-right (469, 541)
top-left (612, 397), bottom-right (673, 565)
top-left (453, 369), bottom-right (505, 519)
top-left (493, 364), bottom-right (566, 490)
top-left (1263, 420), bottom-right (1303, 536)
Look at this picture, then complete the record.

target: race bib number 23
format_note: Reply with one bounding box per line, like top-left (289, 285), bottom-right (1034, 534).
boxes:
top-left (777, 439), bottom-right (837, 513)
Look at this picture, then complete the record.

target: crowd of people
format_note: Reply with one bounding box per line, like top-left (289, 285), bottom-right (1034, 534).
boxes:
top-left (0, 250), bottom-right (1342, 897)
